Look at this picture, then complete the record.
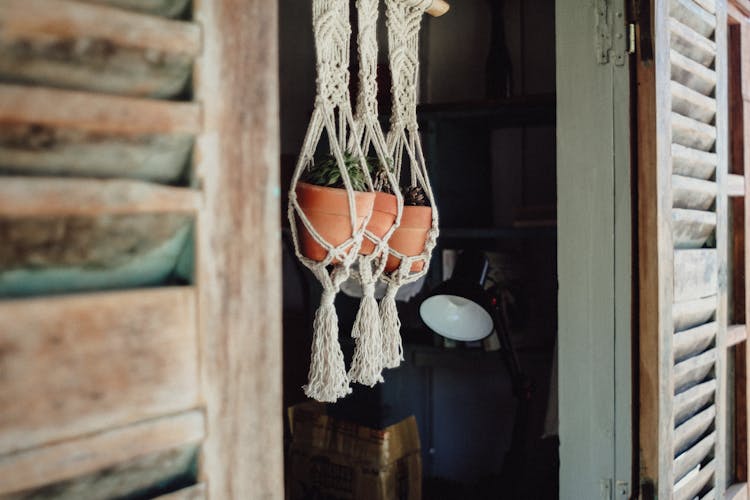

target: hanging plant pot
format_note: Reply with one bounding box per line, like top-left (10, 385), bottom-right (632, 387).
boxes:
top-left (295, 181), bottom-right (375, 263)
top-left (385, 204), bottom-right (432, 272)
top-left (360, 191), bottom-right (398, 256)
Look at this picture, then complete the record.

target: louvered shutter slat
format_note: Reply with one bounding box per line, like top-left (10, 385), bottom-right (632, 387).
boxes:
top-left (640, 0), bottom-right (727, 496)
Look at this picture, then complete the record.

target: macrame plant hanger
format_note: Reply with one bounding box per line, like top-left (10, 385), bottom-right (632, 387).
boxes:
top-left (380, 0), bottom-right (440, 369)
top-left (288, 0), bottom-right (375, 402)
top-left (347, 0), bottom-right (404, 387)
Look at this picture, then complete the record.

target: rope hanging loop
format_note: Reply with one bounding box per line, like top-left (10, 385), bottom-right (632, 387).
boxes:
top-left (378, 0), bottom-right (440, 370)
top-left (348, 0), bottom-right (405, 387)
top-left (287, 0), bottom-right (377, 402)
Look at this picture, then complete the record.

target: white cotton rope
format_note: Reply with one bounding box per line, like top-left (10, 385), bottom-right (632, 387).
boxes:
top-left (379, 0), bottom-right (440, 369)
top-left (287, 0), bottom-right (375, 402)
top-left (348, 0), bottom-right (404, 388)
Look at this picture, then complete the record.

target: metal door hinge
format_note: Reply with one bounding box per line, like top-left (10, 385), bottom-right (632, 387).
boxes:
top-left (601, 478), bottom-right (630, 499)
top-left (595, 0), bottom-right (630, 66)
top-left (628, 23), bottom-right (636, 54)
top-left (615, 480), bottom-right (631, 499)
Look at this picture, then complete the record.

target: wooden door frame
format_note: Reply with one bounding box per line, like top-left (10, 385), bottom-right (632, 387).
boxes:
top-left (727, 2), bottom-right (750, 495)
top-left (195, 1), bottom-right (284, 498)
top-left (556, 0), bottom-right (633, 497)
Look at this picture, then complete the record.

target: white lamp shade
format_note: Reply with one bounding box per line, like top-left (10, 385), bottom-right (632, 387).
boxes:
top-left (419, 294), bottom-right (494, 342)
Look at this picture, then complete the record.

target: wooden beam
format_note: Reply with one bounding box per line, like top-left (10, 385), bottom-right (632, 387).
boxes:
top-left (726, 482), bottom-right (748, 500)
top-left (0, 177), bottom-right (199, 216)
top-left (730, 325), bottom-right (748, 347)
top-left (0, 410), bottom-right (204, 495)
top-left (0, 288), bottom-right (200, 454)
top-left (0, 0), bottom-right (201, 56)
top-left (712, 4), bottom-right (730, 491)
top-left (730, 174), bottom-right (746, 196)
top-left (637, 0), bottom-right (675, 492)
top-left (729, 18), bottom-right (750, 486)
top-left (0, 85), bottom-right (202, 135)
top-left (154, 483), bottom-right (207, 500)
top-left (194, 0), bottom-right (283, 499)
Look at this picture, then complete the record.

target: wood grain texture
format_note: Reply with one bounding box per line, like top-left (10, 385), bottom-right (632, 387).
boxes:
top-left (669, 18), bottom-right (716, 67)
top-left (0, 126), bottom-right (192, 182)
top-left (72, 0), bottom-right (191, 18)
top-left (731, 14), bottom-right (750, 488)
top-left (673, 208), bottom-right (717, 248)
top-left (0, 177), bottom-right (199, 216)
top-left (674, 296), bottom-right (718, 332)
top-left (154, 483), bottom-right (206, 500)
top-left (674, 459), bottom-right (716, 500)
top-left (671, 81), bottom-right (717, 123)
top-left (0, 0), bottom-right (200, 56)
top-left (670, 0), bottom-right (717, 37)
top-left (672, 175), bottom-right (716, 210)
top-left (673, 405), bottom-right (716, 455)
top-left (730, 174), bottom-right (745, 196)
top-left (0, 288), bottom-right (200, 454)
top-left (671, 49), bottom-right (717, 95)
top-left (0, 443), bottom-right (198, 500)
top-left (713, 4), bottom-right (730, 491)
top-left (673, 249), bottom-right (719, 302)
top-left (674, 380), bottom-right (717, 424)
top-left (726, 482), bottom-right (749, 500)
top-left (0, 410), bottom-right (204, 495)
top-left (0, 84), bottom-right (201, 135)
top-left (674, 432), bottom-right (717, 482)
top-left (672, 143), bottom-right (718, 179)
top-left (674, 348), bottom-right (717, 392)
top-left (194, 0), bottom-right (283, 499)
top-left (674, 322), bottom-right (717, 361)
top-left (637, 0), bottom-right (675, 493)
top-left (671, 112), bottom-right (717, 151)
top-left (729, 324), bottom-right (748, 347)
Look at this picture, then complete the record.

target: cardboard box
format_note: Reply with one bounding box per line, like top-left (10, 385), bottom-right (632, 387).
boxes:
top-left (287, 403), bottom-right (422, 500)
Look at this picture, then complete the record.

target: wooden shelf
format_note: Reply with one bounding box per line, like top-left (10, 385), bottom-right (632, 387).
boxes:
top-left (406, 342), bottom-right (552, 371)
top-left (418, 93), bottom-right (555, 127)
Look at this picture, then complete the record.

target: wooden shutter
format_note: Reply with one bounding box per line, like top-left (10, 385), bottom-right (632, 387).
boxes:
top-left (0, 1), bottom-right (281, 499)
top-left (638, 0), bottom-right (730, 497)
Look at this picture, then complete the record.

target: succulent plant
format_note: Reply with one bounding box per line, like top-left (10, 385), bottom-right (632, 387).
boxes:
top-left (403, 185), bottom-right (430, 207)
top-left (302, 152), bottom-right (371, 192)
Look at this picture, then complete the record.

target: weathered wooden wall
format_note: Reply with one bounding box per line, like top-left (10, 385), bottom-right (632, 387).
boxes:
top-left (194, 0), bottom-right (283, 497)
top-left (0, 0), bottom-right (282, 498)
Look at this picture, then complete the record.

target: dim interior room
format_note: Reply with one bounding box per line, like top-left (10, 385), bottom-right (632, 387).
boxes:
top-left (280, 1), bottom-right (558, 498)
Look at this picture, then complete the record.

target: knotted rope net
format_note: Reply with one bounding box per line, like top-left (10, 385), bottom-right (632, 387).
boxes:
top-left (287, 0), bottom-right (375, 402)
top-left (379, 0), bottom-right (440, 369)
top-left (347, 0), bottom-right (404, 387)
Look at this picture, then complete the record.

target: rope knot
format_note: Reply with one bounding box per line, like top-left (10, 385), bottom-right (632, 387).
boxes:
top-left (321, 289), bottom-right (336, 306)
top-left (362, 281), bottom-right (376, 297)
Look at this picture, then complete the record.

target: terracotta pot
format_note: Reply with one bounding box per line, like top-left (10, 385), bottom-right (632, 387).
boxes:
top-left (386, 205), bottom-right (433, 272)
top-left (360, 192), bottom-right (399, 255)
top-left (295, 182), bottom-right (375, 263)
